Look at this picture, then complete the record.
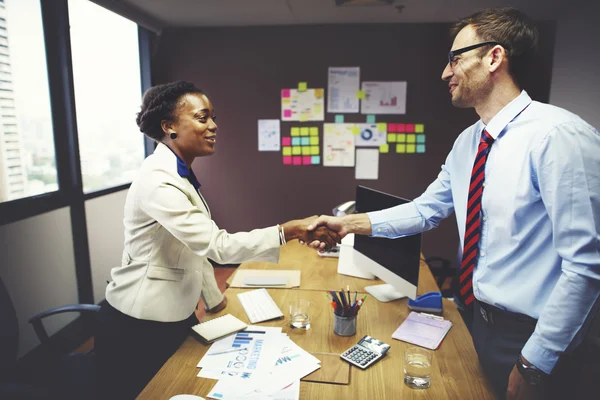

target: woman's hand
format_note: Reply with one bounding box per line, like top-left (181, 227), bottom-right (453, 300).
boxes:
top-left (281, 216), bottom-right (341, 251)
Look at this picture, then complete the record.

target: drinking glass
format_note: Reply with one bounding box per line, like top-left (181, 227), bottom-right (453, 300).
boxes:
top-left (289, 299), bottom-right (310, 329)
top-left (404, 346), bottom-right (432, 389)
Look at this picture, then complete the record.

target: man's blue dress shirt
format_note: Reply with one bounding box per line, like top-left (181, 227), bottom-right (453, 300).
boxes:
top-left (368, 91), bottom-right (600, 374)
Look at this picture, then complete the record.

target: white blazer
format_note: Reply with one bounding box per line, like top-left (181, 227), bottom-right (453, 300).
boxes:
top-left (106, 143), bottom-right (280, 322)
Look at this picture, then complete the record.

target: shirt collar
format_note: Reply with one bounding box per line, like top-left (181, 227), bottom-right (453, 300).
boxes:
top-left (163, 144), bottom-right (201, 190)
top-left (483, 90), bottom-right (532, 139)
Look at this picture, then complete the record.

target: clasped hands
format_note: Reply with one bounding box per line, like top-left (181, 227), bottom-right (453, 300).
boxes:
top-left (281, 215), bottom-right (345, 251)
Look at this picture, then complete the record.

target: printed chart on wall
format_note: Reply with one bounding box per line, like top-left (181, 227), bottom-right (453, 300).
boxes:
top-left (361, 81), bottom-right (407, 114)
top-left (281, 88), bottom-right (325, 121)
top-left (323, 123), bottom-right (355, 167)
top-left (327, 66), bottom-right (360, 113)
top-left (257, 119), bottom-right (281, 151)
top-left (354, 123), bottom-right (387, 147)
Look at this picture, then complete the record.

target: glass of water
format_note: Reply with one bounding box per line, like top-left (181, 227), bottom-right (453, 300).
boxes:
top-left (404, 346), bottom-right (433, 389)
top-left (289, 299), bottom-right (310, 329)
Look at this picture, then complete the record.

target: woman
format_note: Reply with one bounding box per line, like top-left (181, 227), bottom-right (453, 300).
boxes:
top-left (95, 81), bottom-right (338, 399)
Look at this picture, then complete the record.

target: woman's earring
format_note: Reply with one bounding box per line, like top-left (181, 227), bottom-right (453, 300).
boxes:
top-left (170, 132), bottom-right (177, 139)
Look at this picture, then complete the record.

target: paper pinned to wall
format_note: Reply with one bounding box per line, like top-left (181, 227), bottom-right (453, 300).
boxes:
top-left (361, 81), bottom-right (407, 114)
top-left (323, 123), bottom-right (355, 167)
top-left (281, 88), bottom-right (325, 121)
top-left (327, 66), bottom-right (360, 113)
top-left (258, 119), bottom-right (281, 151)
top-left (355, 149), bottom-right (379, 180)
top-left (354, 123), bottom-right (387, 147)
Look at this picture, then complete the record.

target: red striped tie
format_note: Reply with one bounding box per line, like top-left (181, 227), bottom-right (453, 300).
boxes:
top-left (458, 129), bottom-right (495, 307)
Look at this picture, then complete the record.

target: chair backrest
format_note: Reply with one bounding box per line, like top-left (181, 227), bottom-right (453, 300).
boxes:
top-left (0, 277), bottom-right (19, 370)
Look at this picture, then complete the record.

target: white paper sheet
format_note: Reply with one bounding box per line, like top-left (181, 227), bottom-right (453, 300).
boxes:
top-left (361, 81), bottom-right (407, 114)
top-left (281, 89), bottom-right (324, 121)
top-left (355, 149), bottom-right (379, 180)
top-left (323, 123), bottom-right (355, 167)
top-left (327, 66), bottom-right (360, 113)
top-left (258, 119), bottom-right (281, 151)
top-left (354, 123), bottom-right (386, 147)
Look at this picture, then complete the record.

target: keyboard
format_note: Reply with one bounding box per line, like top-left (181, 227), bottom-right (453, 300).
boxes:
top-left (237, 288), bottom-right (284, 324)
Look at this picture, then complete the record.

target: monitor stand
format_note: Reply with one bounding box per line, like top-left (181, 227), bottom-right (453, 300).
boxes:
top-left (365, 284), bottom-right (407, 302)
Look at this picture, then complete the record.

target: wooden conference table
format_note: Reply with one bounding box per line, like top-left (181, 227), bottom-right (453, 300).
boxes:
top-left (139, 242), bottom-right (494, 399)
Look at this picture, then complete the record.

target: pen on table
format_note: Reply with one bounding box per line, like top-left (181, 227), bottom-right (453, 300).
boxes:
top-left (346, 285), bottom-right (351, 306)
top-left (354, 290), bottom-right (357, 305)
top-left (207, 347), bottom-right (247, 356)
top-left (339, 288), bottom-right (347, 307)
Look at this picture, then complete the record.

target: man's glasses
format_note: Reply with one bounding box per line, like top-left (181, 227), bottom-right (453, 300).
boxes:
top-left (448, 41), bottom-right (503, 64)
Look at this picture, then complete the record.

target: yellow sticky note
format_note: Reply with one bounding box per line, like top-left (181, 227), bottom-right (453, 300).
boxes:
top-left (415, 124), bottom-right (424, 133)
top-left (309, 127), bottom-right (319, 136)
top-left (396, 144), bottom-right (406, 153)
top-left (377, 123), bottom-right (387, 133)
top-left (291, 127), bottom-right (300, 136)
top-left (302, 147), bottom-right (311, 155)
top-left (387, 133), bottom-right (397, 143)
top-left (300, 127), bottom-right (309, 136)
top-left (282, 98), bottom-right (291, 104)
top-left (298, 82), bottom-right (307, 92)
top-left (314, 88), bottom-right (324, 98)
top-left (299, 114), bottom-right (308, 122)
top-left (282, 147), bottom-right (292, 156)
top-left (356, 90), bottom-right (366, 99)
top-left (325, 125), bottom-right (334, 134)
top-left (407, 134), bottom-right (416, 143)
top-left (310, 137), bottom-right (319, 145)
top-left (379, 144), bottom-right (389, 153)
top-left (310, 146), bottom-right (319, 155)
top-left (351, 126), bottom-right (361, 135)
top-left (407, 144), bottom-right (416, 153)
top-left (314, 104), bottom-right (323, 115)
top-left (292, 146), bottom-right (301, 155)
top-left (397, 133), bottom-right (406, 143)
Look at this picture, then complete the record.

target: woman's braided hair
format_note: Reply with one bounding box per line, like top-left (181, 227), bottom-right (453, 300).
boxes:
top-left (136, 81), bottom-right (204, 141)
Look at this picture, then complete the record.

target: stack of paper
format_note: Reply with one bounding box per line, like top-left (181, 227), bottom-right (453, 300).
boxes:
top-left (197, 326), bottom-right (321, 400)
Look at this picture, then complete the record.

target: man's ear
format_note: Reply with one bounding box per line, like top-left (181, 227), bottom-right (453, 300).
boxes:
top-left (488, 45), bottom-right (506, 73)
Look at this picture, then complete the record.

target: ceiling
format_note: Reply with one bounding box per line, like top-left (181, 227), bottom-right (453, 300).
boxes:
top-left (107, 0), bottom-right (574, 30)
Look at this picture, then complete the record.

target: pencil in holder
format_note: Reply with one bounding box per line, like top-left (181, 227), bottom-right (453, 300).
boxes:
top-left (333, 313), bottom-right (357, 336)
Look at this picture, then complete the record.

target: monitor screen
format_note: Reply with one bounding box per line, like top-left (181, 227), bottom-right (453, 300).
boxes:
top-left (354, 185), bottom-right (421, 287)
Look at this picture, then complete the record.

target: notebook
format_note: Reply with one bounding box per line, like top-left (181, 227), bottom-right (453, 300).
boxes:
top-left (191, 314), bottom-right (248, 343)
top-left (391, 311), bottom-right (453, 350)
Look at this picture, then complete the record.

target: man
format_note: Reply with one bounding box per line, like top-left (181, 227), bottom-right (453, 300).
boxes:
top-left (307, 7), bottom-right (600, 400)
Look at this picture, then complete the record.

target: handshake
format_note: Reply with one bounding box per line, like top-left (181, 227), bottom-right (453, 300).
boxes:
top-left (281, 215), bottom-right (353, 252)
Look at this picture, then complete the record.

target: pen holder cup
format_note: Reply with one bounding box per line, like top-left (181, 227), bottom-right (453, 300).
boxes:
top-left (333, 314), bottom-right (357, 336)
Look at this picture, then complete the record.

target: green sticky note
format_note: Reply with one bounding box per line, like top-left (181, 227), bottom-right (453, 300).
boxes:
top-left (302, 146), bottom-right (311, 155)
top-left (356, 90), bottom-right (366, 99)
top-left (397, 133), bottom-right (406, 142)
top-left (298, 82), bottom-right (307, 92)
top-left (299, 114), bottom-right (308, 122)
top-left (396, 144), bottom-right (406, 153)
top-left (310, 137), bottom-right (319, 145)
top-left (335, 115), bottom-right (344, 123)
top-left (377, 123), bottom-right (387, 132)
top-left (416, 134), bottom-right (426, 144)
top-left (291, 127), bottom-right (300, 136)
top-left (407, 134), bottom-right (416, 143)
top-left (301, 137), bottom-right (310, 146)
top-left (379, 144), bottom-right (389, 153)
top-left (387, 133), bottom-right (397, 143)
top-left (314, 104), bottom-right (323, 115)
top-left (415, 124), bottom-right (425, 133)
top-left (300, 127), bottom-right (309, 136)
top-left (366, 115), bottom-right (376, 124)
top-left (351, 126), bottom-right (361, 135)
top-left (292, 146), bottom-right (301, 155)
top-left (310, 146), bottom-right (320, 155)
top-left (416, 144), bottom-right (426, 153)
top-left (309, 127), bottom-right (319, 136)
top-left (407, 144), bottom-right (416, 153)
top-left (282, 147), bottom-right (292, 156)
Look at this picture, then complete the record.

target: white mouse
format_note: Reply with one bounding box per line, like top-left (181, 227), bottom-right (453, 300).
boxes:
top-left (169, 395), bottom-right (206, 400)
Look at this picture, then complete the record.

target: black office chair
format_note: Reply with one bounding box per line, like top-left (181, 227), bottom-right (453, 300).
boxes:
top-left (0, 276), bottom-right (99, 400)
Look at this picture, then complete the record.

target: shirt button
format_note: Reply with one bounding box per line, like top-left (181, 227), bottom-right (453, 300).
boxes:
top-left (377, 228), bottom-right (381, 232)
top-left (483, 216), bottom-right (488, 221)
top-left (480, 251), bottom-right (486, 257)
top-left (482, 182), bottom-right (487, 187)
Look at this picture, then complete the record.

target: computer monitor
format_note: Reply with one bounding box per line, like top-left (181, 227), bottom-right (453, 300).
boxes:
top-left (352, 185), bottom-right (421, 302)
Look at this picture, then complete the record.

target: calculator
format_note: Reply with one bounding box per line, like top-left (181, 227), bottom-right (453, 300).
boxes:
top-left (340, 335), bottom-right (391, 369)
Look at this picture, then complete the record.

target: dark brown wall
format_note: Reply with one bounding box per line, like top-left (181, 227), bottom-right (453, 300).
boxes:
top-left (152, 22), bottom-right (555, 265)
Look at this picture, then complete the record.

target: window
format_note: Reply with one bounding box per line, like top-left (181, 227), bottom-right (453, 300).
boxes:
top-left (1, 0), bottom-right (58, 203)
top-left (68, 0), bottom-right (144, 193)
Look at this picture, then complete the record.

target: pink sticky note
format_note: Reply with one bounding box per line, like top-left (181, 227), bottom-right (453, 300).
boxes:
top-left (283, 156), bottom-right (292, 165)
top-left (292, 156), bottom-right (302, 165)
top-left (397, 123), bottom-right (406, 132)
top-left (281, 89), bottom-right (291, 98)
top-left (388, 123), bottom-right (397, 133)
top-left (406, 124), bottom-right (415, 133)
top-left (282, 137), bottom-right (291, 146)
top-left (302, 156), bottom-right (312, 165)
top-left (284, 109), bottom-right (292, 118)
